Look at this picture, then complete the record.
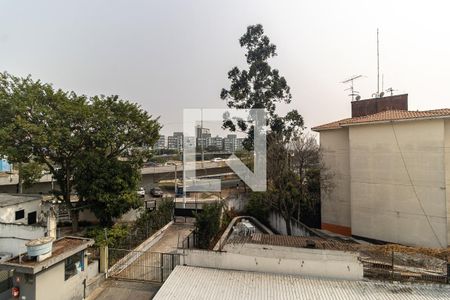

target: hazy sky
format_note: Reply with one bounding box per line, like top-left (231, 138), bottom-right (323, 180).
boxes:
top-left (1, 1), bottom-right (450, 136)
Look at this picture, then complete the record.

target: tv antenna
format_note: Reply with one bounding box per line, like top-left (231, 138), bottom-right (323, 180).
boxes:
top-left (386, 87), bottom-right (397, 96)
top-left (342, 75), bottom-right (363, 101)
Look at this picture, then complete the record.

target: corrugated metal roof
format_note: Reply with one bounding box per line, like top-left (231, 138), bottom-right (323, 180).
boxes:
top-left (154, 266), bottom-right (450, 300)
top-left (312, 109), bottom-right (450, 131)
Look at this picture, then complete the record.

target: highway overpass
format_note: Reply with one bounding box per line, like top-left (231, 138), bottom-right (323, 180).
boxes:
top-left (0, 161), bottom-right (232, 194)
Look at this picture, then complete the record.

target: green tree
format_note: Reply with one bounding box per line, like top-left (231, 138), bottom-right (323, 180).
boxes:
top-left (245, 192), bottom-right (270, 225)
top-left (220, 24), bottom-right (303, 149)
top-left (194, 202), bottom-right (223, 249)
top-left (266, 136), bottom-right (301, 235)
top-left (0, 72), bottom-right (160, 231)
top-left (73, 152), bottom-right (142, 226)
top-left (290, 134), bottom-right (333, 228)
top-left (267, 134), bottom-right (332, 234)
top-left (19, 161), bottom-right (45, 190)
top-left (134, 197), bottom-right (174, 236)
top-left (86, 224), bottom-right (130, 248)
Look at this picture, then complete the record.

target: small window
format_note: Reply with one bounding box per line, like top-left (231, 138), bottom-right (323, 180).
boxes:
top-left (65, 252), bottom-right (84, 280)
top-left (15, 210), bottom-right (24, 220)
top-left (28, 211), bottom-right (37, 225)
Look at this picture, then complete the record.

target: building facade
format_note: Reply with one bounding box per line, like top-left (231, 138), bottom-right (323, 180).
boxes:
top-left (167, 132), bottom-right (183, 151)
top-left (0, 159), bottom-right (10, 173)
top-left (313, 95), bottom-right (450, 248)
top-left (0, 237), bottom-right (95, 300)
top-left (154, 135), bottom-right (166, 150)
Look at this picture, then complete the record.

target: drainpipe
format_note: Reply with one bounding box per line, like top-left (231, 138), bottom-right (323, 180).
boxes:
top-left (83, 278), bottom-right (86, 300)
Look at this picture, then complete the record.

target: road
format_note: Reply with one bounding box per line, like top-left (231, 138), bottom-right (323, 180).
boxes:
top-left (0, 161), bottom-right (226, 185)
top-left (87, 280), bottom-right (161, 300)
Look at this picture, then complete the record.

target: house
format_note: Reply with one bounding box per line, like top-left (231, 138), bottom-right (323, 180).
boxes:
top-left (0, 237), bottom-right (95, 300)
top-left (0, 194), bottom-right (41, 225)
top-left (312, 94), bottom-right (450, 248)
top-left (0, 194), bottom-right (47, 256)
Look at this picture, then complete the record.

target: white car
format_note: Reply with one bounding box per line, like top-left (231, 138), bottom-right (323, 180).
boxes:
top-left (137, 187), bottom-right (145, 198)
top-left (212, 157), bottom-right (223, 162)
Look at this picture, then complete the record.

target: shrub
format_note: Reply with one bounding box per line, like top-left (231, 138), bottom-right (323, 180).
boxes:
top-left (245, 192), bottom-right (270, 225)
top-left (194, 202), bottom-right (223, 249)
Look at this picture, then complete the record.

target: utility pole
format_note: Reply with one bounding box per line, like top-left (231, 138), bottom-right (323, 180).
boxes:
top-left (200, 109), bottom-right (204, 165)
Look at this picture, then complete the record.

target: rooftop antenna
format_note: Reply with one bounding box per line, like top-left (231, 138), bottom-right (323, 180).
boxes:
top-left (385, 87), bottom-right (397, 96)
top-left (377, 28), bottom-right (380, 97)
top-left (342, 75), bottom-right (363, 101)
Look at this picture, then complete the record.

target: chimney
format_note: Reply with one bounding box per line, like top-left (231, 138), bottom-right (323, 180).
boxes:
top-left (351, 94), bottom-right (408, 118)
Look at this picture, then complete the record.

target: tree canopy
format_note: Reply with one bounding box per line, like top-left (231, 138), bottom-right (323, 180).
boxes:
top-left (220, 24), bottom-right (304, 148)
top-left (223, 25), bottom-right (330, 234)
top-left (0, 72), bottom-right (161, 230)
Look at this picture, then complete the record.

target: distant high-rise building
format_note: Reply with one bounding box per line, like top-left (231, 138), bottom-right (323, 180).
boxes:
top-left (168, 132), bottom-right (184, 150)
top-left (210, 136), bottom-right (224, 151)
top-left (196, 126), bottom-right (211, 148)
top-left (154, 135), bottom-right (166, 150)
top-left (196, 125), bottom-right (210, 138)
top-left (235, 138), bottom-right (244, 151)
top-left (223, 134), bottom-right (238, 152)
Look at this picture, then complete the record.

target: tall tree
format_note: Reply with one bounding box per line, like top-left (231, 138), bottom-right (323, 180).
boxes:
top-left (266, 134), bottom-right (333, 233)
top-left (73, 152), bottom-right (142, 226)
top-left (220, 24), bottom-right (303, 149)
top-left (0, 72), bottom-right (160, 231)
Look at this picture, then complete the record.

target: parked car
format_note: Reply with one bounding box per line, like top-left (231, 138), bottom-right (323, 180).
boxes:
top-left (137, 187), bottom-right (146, 198)
top-left (150, 187), bottom-right (164, 197)
top-left (211, 157), bottom-right (223, 162)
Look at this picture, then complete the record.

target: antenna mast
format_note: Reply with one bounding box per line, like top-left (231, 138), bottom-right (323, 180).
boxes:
top-left (342, 75), bottom-right (363, 101)
top-left (377, 28), bottom-right (380, 96)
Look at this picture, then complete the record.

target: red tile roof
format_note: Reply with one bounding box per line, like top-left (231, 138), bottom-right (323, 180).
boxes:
top-left (312, 109), bottom-right (450, 131)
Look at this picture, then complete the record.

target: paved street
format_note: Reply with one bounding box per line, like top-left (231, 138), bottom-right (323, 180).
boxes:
top-left (87, 280), bottom-right (161, 300)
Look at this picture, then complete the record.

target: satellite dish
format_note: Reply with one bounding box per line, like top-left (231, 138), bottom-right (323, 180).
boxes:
top-left (355, 95), bottom-right (361, 101)
top-left (379, 92), bottom-right (385, 97)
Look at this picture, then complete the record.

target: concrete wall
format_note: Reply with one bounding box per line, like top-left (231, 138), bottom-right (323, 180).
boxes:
top-left (268, 211), bottom-right (313, 237)
top-left (349, 119), bottom-right (447, 248)
top-left (320, 129), bottom-right (351, 235)
top-left (0, 199), bottom-right (41, 224)
top-left (35, 260), bottom-right (87, 300)
top-left (225, 194), bottom-right (248, 213)
top-left (0, 223), bottom-right (47, 256)
top-left (445, 120), bottom-right (450, 246)
top-left (180, 244), bottom-right (363, 281)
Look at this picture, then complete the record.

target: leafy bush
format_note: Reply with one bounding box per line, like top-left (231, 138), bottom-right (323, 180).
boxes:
top-left (134, 197), bottom-right (174, 236)
top-left (194, 202), bottom-right (223, 249)
top-left (245, 192), bottom-right (270, 225)
top-left (86, 224), bottom-right (130, 248)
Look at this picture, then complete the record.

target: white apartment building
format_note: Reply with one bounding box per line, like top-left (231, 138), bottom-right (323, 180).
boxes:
top-left (313, 94), bottom-right (450, 248)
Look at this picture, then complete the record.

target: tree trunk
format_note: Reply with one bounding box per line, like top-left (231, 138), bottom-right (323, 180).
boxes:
top-left (285, 217), bottom-right (292, 236)
top-left (18, 163), bottom-right (23, 194)
top-left (70, 207), bottom-right (79, 233)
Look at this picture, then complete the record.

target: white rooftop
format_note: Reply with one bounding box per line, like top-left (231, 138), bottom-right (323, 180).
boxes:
top-left (154, 266), bottom-right (450, 300)
top-left (0, 193), bottom-right (41, 208)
